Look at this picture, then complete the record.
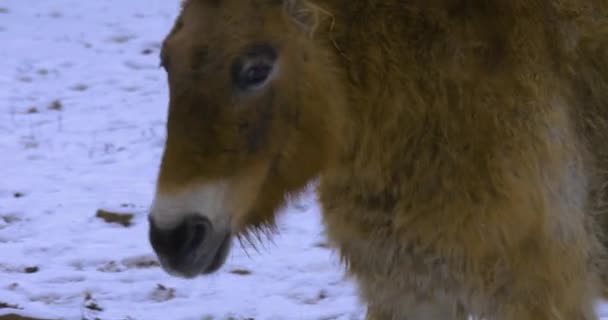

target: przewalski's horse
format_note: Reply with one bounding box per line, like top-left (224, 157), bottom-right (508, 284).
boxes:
top-left (148, 0), bottom-right (608, 319)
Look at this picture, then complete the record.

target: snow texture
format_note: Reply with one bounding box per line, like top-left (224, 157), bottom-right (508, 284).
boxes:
top-left (0, 1), bottom-right (605, 320)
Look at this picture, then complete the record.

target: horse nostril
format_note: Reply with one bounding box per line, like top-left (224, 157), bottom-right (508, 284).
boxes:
top-left (149, 214), bottom-right (212, 260)
top-left (183, 216), bottom-right (211, 255)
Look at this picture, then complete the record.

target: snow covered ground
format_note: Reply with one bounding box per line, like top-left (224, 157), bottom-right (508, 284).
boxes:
top-left (1, 1), bottom-right (607, 320)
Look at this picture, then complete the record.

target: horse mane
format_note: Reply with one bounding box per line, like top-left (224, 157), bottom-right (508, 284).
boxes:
top-left (180, 0), bottom-right (332, 38)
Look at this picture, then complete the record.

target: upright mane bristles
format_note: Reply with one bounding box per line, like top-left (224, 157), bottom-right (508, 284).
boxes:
top-left (283, 0), bottom-right (334, 38)
top-left (180, 0), bottom-right (334, 38)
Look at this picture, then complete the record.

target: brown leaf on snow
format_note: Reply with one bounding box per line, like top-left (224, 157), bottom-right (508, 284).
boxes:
top-left (149, 284), bottom-right (176, 302)
top-left (121, 256), bottom-right (160, 269)
top-left (229, 268), bottom-right (252, 276)
top-left (95, 209), bottom-right (134, 227)
top-left (25, 107), bottom-right (39, 114)
top-left (0, 315), bottom-right (55, 320)
top-left (48, 100), bottom-right (63, 111)
top-left (83, 292), bottom-right (103, 312)
top-left (0, 264), bottom-right (39, 274)
top-left (302, 289), bottom-right (329, 305)
top-left (0, 302), bottom-right (20, 309)
top-left (23, 266), bottom-right (39, 274)
top-left (85, 302), bottom-right (103, 312)
top-left (96, 261), bottom-right (124, 273)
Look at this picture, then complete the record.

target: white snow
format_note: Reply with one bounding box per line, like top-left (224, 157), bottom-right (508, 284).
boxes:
top-left (0, 1), bottom-right (605, 320)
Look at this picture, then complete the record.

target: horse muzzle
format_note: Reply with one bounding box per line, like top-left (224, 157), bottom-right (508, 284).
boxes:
top-left (148, 214), bottom-right (232, 278)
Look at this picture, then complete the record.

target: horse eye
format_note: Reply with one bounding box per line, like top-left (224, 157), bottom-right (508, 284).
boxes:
top-left (244, 64), bottom-right (272, 86)
top-left (233, 60), bottom-right (274, 91)
top-left (232, 43), bottom-right (277, 91)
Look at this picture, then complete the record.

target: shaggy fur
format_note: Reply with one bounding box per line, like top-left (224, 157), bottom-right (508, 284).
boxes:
top-left (156, 0), bottom-right (608, 319)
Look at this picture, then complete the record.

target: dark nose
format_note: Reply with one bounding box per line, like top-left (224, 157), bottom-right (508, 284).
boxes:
top-left (149, 214), bottom-right (211, 266)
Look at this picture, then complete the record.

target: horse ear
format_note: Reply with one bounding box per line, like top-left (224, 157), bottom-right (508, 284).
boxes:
top-left (283, 0), bottom-right (332, 37)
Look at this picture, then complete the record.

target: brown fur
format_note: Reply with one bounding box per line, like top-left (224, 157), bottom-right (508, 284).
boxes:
top-left (156, 0), bottom-right (608, 318)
